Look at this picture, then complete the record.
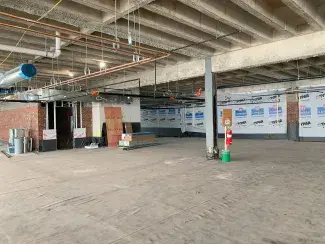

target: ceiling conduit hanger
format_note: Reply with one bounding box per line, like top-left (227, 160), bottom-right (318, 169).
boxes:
top-left (112, 0), bottom-right (120, 52)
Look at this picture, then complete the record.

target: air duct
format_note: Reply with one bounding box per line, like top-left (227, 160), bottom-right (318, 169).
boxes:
top-left (0, 31), bottom-right (61, 59)
top-left (0, 63), bottom-right (37, 88)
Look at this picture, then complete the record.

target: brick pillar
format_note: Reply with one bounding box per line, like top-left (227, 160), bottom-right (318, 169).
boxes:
top-left (287, 94), bottom-right (299, 141)
top-left (82, 107), bottom-right (93, 138)
top-left (37, 105), bottom-right (46, 150)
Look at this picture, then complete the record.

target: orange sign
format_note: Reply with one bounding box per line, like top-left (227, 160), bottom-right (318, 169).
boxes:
top-left (222, 109), bottom-right (232, 126)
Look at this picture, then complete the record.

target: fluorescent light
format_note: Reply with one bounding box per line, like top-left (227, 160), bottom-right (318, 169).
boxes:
top-left (299, 84), bottom-right (325, 88)
top-left (99, 61), bottom-right (106, 69)
top-left (231, 88), bottom-right (286, 95)
top-left (251, 89), bottom-right (268, 94)
top-left (68, 71), bottom-right (74, 77)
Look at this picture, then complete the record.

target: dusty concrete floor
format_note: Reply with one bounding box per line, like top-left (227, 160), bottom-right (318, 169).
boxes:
top-left (0, 138), bottom-right (324, 244)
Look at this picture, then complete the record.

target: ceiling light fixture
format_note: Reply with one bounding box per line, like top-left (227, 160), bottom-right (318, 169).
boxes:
top-left (99, 61), bottom-right (106, 69)
top-left (68, 71), bottom-right (74, 77)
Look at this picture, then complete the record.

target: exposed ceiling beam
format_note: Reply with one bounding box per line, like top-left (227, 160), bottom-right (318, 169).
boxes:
top-left (69, 0), bottom-right (115, 12)
top-left (230, 0), bottom-right (297, 35)
top-left (144, 0), bottom-right (251, 48)
top-left (281, 0), bottom-right (325, 31)
top-left (102, 0), bottom-right (155, 24)
top-left (177, 0), bottom-right (273, 41)
top-left (127, 9), bottom-right (231, 52)
top-left (114, 20), bottom-right (215, 58)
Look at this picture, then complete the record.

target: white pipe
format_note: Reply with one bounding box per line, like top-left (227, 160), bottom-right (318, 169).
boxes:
top-left (0, 31), bottom-right (61, 58)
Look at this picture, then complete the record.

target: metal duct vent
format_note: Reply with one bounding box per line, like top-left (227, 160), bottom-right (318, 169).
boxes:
top-left (0, 64), bottom-right (37, 88)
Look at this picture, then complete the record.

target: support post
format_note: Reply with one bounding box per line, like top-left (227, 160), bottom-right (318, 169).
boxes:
top-left (205, 57), bottom-right (218, 159)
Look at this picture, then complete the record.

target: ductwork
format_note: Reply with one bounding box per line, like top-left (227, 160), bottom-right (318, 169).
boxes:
top-left (0, 31), bottom-right (61, 59)
top-left (0, 63), bottom-right (37, 88)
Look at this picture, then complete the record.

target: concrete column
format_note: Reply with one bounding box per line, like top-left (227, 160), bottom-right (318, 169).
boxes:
top-left (287, 94), bottom-right (299, 141)
top-left (205, 57), bottom-right (219, 159)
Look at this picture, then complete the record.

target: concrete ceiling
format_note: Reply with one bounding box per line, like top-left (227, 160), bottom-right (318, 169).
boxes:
top-left (0, 0), bottom-right (325, 91)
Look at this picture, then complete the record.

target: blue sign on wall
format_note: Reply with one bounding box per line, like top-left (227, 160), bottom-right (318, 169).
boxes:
top-left (268, 106), bottom-right (283, 116)
top-left (195, 111), bottom-right (204, 119)
top-left (300, 105), bottom-right (311, 118)
top-left (317, 105), bottom-right (325, 117)
top-left (185, 112), bottom-right (193, 119)
top-left (251, 106), bottom-right (264, 117)
top-left (235, 108), bottom-right (247, 118)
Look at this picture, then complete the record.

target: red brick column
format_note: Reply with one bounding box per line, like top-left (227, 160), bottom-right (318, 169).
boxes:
top-left (287, 101), bottom-right (299, 123)
top-left (287, 94), bottom-right (299, 141)
top-left (82, 107), bottom-right (93, 137)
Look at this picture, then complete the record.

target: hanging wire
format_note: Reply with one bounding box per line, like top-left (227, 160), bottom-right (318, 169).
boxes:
top-left (71, 51), bottom-right (74, 74)
top-left (115, 0), bottom-right (117, 40)
top-left (133, 11), bottom-right (137, 46)
top-left (101, 25), bottom-right (104, 61)
top-left (138, 3), bottom-right (141, 55)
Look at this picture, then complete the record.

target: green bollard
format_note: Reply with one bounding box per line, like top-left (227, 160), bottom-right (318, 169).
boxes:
top-left (221, 150), bottom-right (231, 163)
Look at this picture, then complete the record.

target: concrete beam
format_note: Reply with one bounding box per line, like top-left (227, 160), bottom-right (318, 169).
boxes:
top-left (127, 9), bottom-right (231, 52)
top-left (144, 1), bottom-right (252, 48)
top-left (96, 29), bottom-right (325, 89)
top-left (102, 0), bottom-right (154, 24)
top-left (70, 0), bottom-right (115, 12)
top-left (230, 0), bottom-right (297, 35)
top-left (178, 0), bottom-right (273, 41)
top-left (282, 0), bottom-right (325, 30)
top-left (212, 29), bottom-right (325, 73)
top-left (114, 20), bottom-right (215, 58)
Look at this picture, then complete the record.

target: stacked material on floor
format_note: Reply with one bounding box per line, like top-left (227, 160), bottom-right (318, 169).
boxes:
top-left (104, 107), bottom-right (123, 147)
top-left (124, 122), bottom-right (133, 133)
top-left (119, 132), bottom-right (156, 149)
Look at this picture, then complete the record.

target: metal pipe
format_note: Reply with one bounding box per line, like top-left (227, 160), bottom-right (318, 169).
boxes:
top-left (0, 63), bottom-right (37, 88)
top-left (54, 101), bottom-right (57, 130)
top-left (0, 11), bottom-right (169, 56)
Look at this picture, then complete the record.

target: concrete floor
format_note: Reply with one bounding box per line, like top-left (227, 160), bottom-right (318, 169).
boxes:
top-left (0, 138), bottom-right (324, 244)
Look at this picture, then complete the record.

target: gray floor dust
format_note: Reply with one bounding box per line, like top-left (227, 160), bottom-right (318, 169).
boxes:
top-left (0, 138), bottom-right (324, 244)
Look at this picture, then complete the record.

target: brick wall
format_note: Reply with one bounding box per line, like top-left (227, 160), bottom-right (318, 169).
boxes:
top-left (287, 101), bottom-right (299, 123)
top-left (82, 107), bottom-right (92, 137)
top-left (0, 103), bottom-right (42, 149)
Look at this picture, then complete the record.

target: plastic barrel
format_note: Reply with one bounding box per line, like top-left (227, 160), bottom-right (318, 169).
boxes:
top-left (14, 138), bottom-right (24, 155)
top-left (221, 150), bottom-right (231, 163)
